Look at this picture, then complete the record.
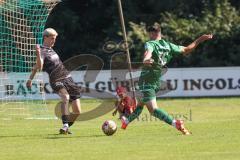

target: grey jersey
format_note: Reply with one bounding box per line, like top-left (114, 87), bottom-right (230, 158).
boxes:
top-left (41, 45), bottom-right (70, 82)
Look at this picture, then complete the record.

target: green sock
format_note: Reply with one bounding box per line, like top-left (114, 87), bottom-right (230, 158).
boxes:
top-left (153, 108), bottom-right (173, 125)
top-left (127, 105), bottom-right (144, 123)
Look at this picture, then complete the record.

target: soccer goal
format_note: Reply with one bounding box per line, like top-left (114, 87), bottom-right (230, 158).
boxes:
top-left (0, 0), bottom-right (60, 120)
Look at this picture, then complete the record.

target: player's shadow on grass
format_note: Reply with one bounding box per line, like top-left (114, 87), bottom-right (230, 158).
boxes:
top-left (45, 134), bottom-right (106, 139)
top-left (0, 135), bottom-right (28, 138)
top-left (0, 134), bottom-right (49, 139)
top-left (0, 134), bottom-right (106, 139)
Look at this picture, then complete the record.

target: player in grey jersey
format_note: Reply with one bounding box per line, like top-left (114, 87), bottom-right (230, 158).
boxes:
top-left (26, 28), bottom-right (81, 134)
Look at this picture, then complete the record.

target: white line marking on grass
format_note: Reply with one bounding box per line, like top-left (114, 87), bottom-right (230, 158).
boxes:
top-left (2, 118), bottom-right (11, 120)
top-left (8, 108), bottom-right (25, 110)
top-left (24, 117), bottom-right (58, 120)
top-left (8, 114), bottom-right (31, 116)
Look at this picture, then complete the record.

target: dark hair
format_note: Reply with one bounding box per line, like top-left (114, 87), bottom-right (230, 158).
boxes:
top-left (147, 23), bottom-right (161, 33)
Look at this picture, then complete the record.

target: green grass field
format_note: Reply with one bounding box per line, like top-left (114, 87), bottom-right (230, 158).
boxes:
top-left (0, 98), bottom-right (240, 160)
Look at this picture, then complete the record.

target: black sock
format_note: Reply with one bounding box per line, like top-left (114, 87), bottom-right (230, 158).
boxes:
top-left (68, 122), bottom-right (74, 127)
top-left (61, 115), bottom-right (68, 124)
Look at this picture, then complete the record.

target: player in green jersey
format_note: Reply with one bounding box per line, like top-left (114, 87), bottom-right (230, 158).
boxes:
top-left (121, 23), bottom-right (213, 135)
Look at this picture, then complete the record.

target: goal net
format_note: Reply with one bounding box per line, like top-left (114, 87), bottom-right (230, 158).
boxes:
top-left (0, 0), bottom-right (60, 120)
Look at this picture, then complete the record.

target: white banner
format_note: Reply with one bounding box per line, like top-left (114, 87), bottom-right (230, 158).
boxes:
top-left (0, 67), bottom-right (240, 100)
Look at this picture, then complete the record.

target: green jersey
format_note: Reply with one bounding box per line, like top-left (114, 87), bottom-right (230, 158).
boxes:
top-left (141, 39), bottom-right (183, 78)
top-left (138, 39), bottom-right (183, 102)
top-left (144, 39), bottom-right (183, 69)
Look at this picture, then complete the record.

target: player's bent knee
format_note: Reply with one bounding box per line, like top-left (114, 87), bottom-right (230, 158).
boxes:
top-left (72, 107), bottom-right (81, 115)
top-left (61, 94), bottom-right (70, 104)
top-left (73, 112), bottom-right (80, 115)
top-left (148, 107), bottom-right (159, 115)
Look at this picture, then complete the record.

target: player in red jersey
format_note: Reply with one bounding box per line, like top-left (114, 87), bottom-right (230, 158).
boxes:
top-left (112, 86), bottom-right (136, 119)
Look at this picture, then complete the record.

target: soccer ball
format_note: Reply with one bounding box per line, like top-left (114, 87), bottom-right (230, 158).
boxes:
top-left (102, 120), bottom-right (117, 136)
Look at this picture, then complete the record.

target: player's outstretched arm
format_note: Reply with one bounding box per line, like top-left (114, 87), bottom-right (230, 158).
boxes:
top-left (182, 34), bottom-right (213, 55)
top-left (112, 100), bottom-right (120, 116)
top-left (27, 44), bottom-right (43, 89)
top-left (35, 44), bottom-right (43, 70)
top-left (112, 108), bottom-right (118, 116)
top-left (26, 64), bottom-right (38, 89)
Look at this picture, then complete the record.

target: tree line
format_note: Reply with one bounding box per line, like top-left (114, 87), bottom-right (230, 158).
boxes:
top-left (46, 0), bottom-right (240, 69)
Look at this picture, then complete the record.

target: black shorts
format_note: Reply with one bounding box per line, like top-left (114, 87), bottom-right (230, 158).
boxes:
top-left (50, 77), bottom-right (82, 101)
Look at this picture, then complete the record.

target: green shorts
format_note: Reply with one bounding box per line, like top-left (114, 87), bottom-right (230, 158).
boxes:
top-left (139, 83), bottom-right (160, 103)
top-left (138, 69), bottom-right (161, 103)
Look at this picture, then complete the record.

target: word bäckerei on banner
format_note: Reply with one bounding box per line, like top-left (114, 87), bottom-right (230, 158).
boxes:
top-left (1, 67), bottom-right (240, 100)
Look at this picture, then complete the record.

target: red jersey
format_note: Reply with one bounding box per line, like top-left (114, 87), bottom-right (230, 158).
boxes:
top-left (119, 96), bottom-right (136, 115)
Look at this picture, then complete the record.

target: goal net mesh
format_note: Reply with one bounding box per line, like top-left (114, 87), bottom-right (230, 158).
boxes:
top-left (0, 0), bottom-right (60, 120)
